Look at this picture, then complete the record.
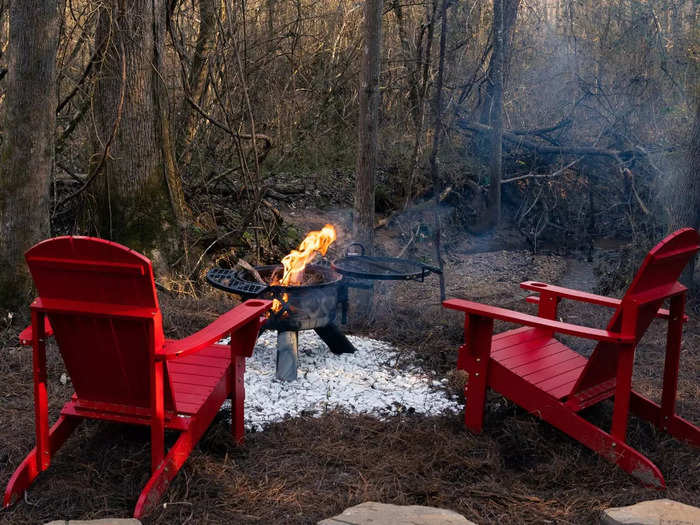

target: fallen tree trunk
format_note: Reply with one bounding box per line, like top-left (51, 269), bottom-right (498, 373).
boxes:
top-left (455, 118), bottom-right (666, 159)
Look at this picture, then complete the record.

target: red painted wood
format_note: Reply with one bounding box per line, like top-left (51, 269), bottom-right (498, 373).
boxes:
top-left (573, 229), bottom-right (699, 394)
top-left (463, 315), bottom-right (493, 433)
top-left (61, 404), bottom-right (190, 431)
top-left (3, 416), bottom-right (80, 508)
top-left (232, 354), bottom-right (246, 444)
top-left (565, 378), bottom-right (616, 411)
top-left (18, 317), bottom-right (53, 346)
top-left (443, 299), bottom-right (634, 343)
top-left (547, 380), bottom-right (580, 400)
top-left (492, 332), bottom-right (553, 358)
top-left (444, 228), bottom-right (700, 489)
top-left (31, 310), bottom-right (51, 471)
top-left (161, 301), bottom-right (269, 359)
top-left (494, 339), bottom-right (566, 367)
top-left (486, 359), bottom-right (665, 488)
top-left (660, 294), bottom-right (684, 427)
top-left (521, 282), bottom-right (686, 322)
top-left (29, 256), bottom-right (145, 275)
top-left (520, 354), bottom-right (586, 383)
top-left (5, 236), bottom-right (271, 518)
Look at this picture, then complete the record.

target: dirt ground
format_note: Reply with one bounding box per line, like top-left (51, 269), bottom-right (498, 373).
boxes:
top-left (0, 208), bottom-right (698, 524)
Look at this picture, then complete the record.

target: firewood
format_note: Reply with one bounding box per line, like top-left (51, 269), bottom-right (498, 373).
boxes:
top-left (237, 259), bottom-right (266, 284)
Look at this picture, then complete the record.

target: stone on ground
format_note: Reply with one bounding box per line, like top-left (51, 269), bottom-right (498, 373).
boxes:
top-left (44, 518), bottom-right (141, 525)
top-left (318, 502), bottom-right (476, 525)
top-left (602, 499), bottom-right (700, 525)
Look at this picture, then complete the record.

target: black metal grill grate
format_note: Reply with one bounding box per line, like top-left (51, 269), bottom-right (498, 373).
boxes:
top-left (331, 256), bottom-right (441, 281)
top-left (206, 268), bottom-right (269, 296)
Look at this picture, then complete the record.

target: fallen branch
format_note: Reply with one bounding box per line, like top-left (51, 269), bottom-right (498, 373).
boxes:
top-left (455, 118), bottom-right (667, 158)
top-left (502, 157), bottom-right (583, 184)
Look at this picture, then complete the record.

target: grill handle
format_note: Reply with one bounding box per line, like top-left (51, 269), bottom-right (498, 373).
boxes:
top-left (420, 263), bottom-right (442, 275)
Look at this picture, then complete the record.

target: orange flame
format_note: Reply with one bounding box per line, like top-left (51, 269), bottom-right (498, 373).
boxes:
top-left (278, 224), bottom-right (336, 286)
top-left (270, 224), bottom-right (337, 312)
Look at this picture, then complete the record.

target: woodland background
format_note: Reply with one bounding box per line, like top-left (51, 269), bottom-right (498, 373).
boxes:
top-left (0, 0), bottom-right (698, 305)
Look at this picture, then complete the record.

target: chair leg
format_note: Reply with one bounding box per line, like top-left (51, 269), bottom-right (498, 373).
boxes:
top-left (135, 373), bottom-right (230, 518)
top-left (134, 428), bottom-right (194, 519)
top-left (463, 315), bottom-right (493, 434)
top-left (541, 401), bottom-right (665, 489)
top-left (630, 392), bottom-right (700, 447)
top-left (150, 360), bottom-right (166, 473)
top-left (491, 365), bottom-right (666, 488)
top-left (3, 415), bottom-right (80, 508)
top-left (660, 293), bottom-right (684, 426)
top-left (611, 344), bottom-right (635, 441)
top-left (231, 354), bottom-right (246, 445)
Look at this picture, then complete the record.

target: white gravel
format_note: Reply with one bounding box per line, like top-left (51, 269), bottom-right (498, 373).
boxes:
top-left (222, 330), bottom-right (461, 431)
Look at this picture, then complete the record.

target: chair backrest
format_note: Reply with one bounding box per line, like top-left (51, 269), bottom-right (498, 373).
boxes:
top-left (570, 228), bottom-right (700, 395)
top-left (26, 236), bottom-right (174, 410)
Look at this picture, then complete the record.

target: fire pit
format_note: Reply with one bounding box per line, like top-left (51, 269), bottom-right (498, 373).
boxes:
top-left (208, 262), bottom-right (356, 381)
top-left (207, 224), bottom-right (441, 381)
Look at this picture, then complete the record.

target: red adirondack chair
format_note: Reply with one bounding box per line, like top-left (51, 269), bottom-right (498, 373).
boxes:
top-left (443, 228), bottom-right (700, 488)
top-left (3, 236), bottom-right (271, 518)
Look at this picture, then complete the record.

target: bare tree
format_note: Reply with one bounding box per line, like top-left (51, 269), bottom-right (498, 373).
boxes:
top-left (0, 0), bottom-right (61, 309)
top-left (353, 0), bottom-right (383, 252)
top-left (484, 0), bottom-right (505, 229)
top-left (668, 100), bottom-right (700, 288)
top-left (86, 0), bottom-right (185, 260)
top-left (177, 0), bottom-right (220, 166)
top-left (429, 0), bottom-right (449, 301)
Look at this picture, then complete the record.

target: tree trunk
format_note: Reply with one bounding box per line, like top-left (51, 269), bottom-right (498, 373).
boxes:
top-left (89, 0), bottom-right (182, 261)
top-left (668, 100), bottom-right (700, 288)
top-left (0, 0), bottom-right (61, 310)
top-left (392, 0), bottom-right (420, 127)
top-left (479, 0), bottom-right (519, 126)
top-left (429, 0), bottom-right (449, 301)
top-left (483, 0), bottom-right (505, 229)
top-left (178, 0), bottom-right (219, 166)
top-left (353, 0), bottom-right (383, 252)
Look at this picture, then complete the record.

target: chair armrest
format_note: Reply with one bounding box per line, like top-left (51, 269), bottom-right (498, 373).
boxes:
top-left (158, 299), bottom-right (272, 360)
top-left (443, 298), bottom-right (634, 343)
top-left (18, 317), bottom-right (54, 346)
top-left (520, 281), bottom-right (685, 322)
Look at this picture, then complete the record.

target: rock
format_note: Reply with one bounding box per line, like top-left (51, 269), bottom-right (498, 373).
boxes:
top-left (601, 499), bottom-right (700, 525)
top-left (318, 502), bottom-right (476, 525)
top-left (44, 518), bottom-right (141, 525)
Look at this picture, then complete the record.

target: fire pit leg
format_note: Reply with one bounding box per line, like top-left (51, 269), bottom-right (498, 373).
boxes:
top-left (276, 331), bottom-right (298, 381)
top-left (314, 325), bottom-right (356, 355)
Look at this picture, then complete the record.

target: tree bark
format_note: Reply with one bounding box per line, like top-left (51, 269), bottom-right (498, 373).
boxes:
top-left (89, 0), bottom-right (182, 261)
top-left (0, 0), bottom-right (61, 309)
top-left (429, 0), bottom-right (449, 301)
top-left (177, 0), bottom-right (219, 166)
top-left (479, 0), bottom-right (519, 126)
top-left (483, 0), bottom-right (505, 229)
top-left (354, 0), bottom-right (383, 253)
top-left (668, 100), bottom-right (700, 288)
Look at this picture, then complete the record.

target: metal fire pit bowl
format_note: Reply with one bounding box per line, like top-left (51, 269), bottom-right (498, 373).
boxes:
top-left (236, 264), bottom-right (342, 332)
